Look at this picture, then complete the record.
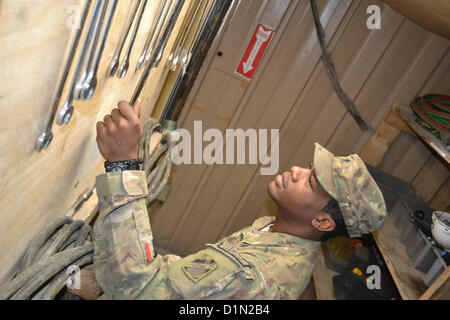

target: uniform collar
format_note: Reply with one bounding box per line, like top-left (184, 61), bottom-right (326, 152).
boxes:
top-left (250, 216), bottom-right (321, 250)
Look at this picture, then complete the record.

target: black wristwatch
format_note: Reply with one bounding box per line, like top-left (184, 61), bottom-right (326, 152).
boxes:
top-left (104, 158), bottom-right (144, 172)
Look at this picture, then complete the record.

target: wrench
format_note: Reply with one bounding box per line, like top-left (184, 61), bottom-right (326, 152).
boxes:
top-left (166, 0), bottom-right (198, 67)
top-left (117, 0), bottom-right (148, 79)
top-left (64, 187), bottom-right (95, 218)
top-left (142, 0), bottom-right (174, 69)
top-left (180, 0), bottom-right (212, 69)
top-left (56, 0), bottom-right (104, 126)
top-left (136, 0), bottom-right (168, 71)
top-left (81, 0), bottom-right (118, 100)
top-left (107, 0), bottom-right (141, 77)
top-left (170, 0), bottom-right (200, 71)
top-left (74, 0), bottom-right (108, 100)
top-left (130, 0), bottom-right (185, 106)
top-left (35, 0), bottom-right (92, 151)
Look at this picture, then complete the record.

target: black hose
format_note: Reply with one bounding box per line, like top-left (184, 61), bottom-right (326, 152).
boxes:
top-left (0, 243), bottom-right (93, 300)
top-left (21, 217), bottom-right (73, 271)
top-left (33, 253), bottom-right (93, 300)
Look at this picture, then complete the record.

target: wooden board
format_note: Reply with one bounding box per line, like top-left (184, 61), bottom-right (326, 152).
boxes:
top-left (312, 245), bottom-right (338, 300)
top-left (419, 266), bottom-right (450, 300)
top-left (372, 216), bottom-right (428, 300)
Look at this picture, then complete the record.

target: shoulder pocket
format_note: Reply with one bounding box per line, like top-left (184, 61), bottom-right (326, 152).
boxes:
top-left (168, 248), bottom-right (242, 299)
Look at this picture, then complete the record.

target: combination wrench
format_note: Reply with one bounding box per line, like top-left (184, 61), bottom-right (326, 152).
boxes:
top-left (142, 0), bottom-right (174, 70)
top-left (81, 0), bottom-right (118, 100)
top-left (169, 0), bottom-right (200, 71)
top-left (117, 0), bottom-right (148, 79)
top-left (107, 0), bottom-right (141, 77)
top-left (73, 0), bottom-right (108, 100)
top-left (136, 0), bottom-right (167, 72)
top-left (35, 0), bottom-right (92, 151)
top-left (130, 0), bottom-right (185, 106)
top-left (166, 0), bottom-right (198, 67)
top-left (180, 0), bottom-right (212, 70)
top-left (56, 0), bottom-right (104, 126)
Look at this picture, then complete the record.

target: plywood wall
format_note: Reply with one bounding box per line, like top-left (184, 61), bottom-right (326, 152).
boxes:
top-left (0, 0), bottom-right (194, 280)
top-left (150, 0), bottom-right (450, 256)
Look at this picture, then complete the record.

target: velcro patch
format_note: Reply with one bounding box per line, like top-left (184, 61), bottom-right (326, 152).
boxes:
top-left (182, 253), bottom-right (218, 282)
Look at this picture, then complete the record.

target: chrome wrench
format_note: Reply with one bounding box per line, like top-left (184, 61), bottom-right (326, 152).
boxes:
top-left (74, 0), bottom-right (108, 100)
top-left (136, 0), bottom-right (167, 71)
top-left (167, 0), bottom-right (198, 67)
top-left (56, 0), bottom-right (104, 126)
top-left (130, 0), bottom-right (185, 106)
top-left (170, 0), bottom-right (200, 71)
top-left (117, 0), bottom-right (148, 79)
top-left (142, 0), bottom-right (174, 69)
top-left (180, 0), bottom-right (212, 70)
top-left (35, 0), bottom-right (92, 151)
top-left (107, 0), bottom-right (140, 77)
top-left (81, 0), bottom-right (118, 99)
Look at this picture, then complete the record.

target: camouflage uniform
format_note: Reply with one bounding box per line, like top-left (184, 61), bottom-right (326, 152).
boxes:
top-left (93, 144), bottom-right (386, 300)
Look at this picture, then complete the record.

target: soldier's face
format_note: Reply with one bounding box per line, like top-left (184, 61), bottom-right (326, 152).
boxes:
top-left (268, 165), bottom-right (331, 218)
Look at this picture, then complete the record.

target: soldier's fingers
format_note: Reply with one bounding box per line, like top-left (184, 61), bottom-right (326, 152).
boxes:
top-left (103, 115), bottom-right (115, 130)
top-left (96, 121), bottom-right (106, 136)
top-left (133, 98), bottom-right (141, 118)
top-left (118, 100), bottom-right (139, 124)
top-left (111, 108), bottom-right (122, 123)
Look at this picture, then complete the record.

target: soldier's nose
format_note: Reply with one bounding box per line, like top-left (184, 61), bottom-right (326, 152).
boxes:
top-left (291, 166), bottom-right (306, 182)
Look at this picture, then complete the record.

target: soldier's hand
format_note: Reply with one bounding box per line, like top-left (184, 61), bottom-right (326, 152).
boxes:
top-left (96, 99), bottom-right (143, 162)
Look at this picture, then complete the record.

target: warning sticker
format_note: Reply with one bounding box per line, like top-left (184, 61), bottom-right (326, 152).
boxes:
top-left (235, 24), bottom-right (274, 81)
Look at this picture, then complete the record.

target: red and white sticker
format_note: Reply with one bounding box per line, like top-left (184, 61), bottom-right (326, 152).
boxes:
top-left (235, 24), bottom-right (274, 81)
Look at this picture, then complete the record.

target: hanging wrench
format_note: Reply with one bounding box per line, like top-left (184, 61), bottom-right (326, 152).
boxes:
top-left (56, 0), bottom-right (104, 126)
top-left (180, 0), bottom-right (212, 70)
top-left (130, 0), bottom-right (185, 106)
top-left (107, 0), bottom-right (140, 77)
top-left (117, 0), bottom-right (148, 79)
top-left (142, 0), bottom-right (174, 69)
top-left (81, 0), bottom-right (118, 100)
top-left (166, 0), bottom-right (198, 67)
top-left (136, 0), bottom-right (167, 71)
top-left (73, 0), bottom-right (108, 100)
top-left (35, 0), bottom-right (93, 151)
top-left (169, 0), bottom-right (200, 71)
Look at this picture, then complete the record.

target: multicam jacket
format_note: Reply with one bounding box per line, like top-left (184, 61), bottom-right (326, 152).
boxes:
top-left (93, 170), bottom-right (321, 300)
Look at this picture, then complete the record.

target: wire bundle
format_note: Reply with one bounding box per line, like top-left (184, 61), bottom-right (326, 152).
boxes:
top-left (0, 120), bottom-right (177, 300)
top-left (0, 217), bottom-right (93, 300)
top-left (410, 94), bottom-right (450, 146)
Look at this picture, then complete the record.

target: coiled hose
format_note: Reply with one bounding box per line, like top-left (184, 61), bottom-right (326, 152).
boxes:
top-left (0, 120), bottom-right (177, 300)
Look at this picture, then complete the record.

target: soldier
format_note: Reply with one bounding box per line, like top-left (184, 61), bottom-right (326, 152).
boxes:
top-left (94, 99), bottom-right (386, 300)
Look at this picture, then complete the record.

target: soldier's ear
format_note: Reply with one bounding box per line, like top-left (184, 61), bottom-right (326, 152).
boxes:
top-left (311, 213), bottom-right (336, 232)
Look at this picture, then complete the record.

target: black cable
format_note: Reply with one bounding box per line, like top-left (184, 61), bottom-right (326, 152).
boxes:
top-left (309, 0), bottom-right (370, 132)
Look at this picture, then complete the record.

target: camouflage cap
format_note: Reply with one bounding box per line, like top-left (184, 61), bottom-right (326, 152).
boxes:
top-left (313, 143), bottom-right (386, 238)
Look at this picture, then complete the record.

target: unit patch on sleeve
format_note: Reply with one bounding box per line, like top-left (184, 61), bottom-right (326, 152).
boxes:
top-left (182, 253), bottom-right (218, 282)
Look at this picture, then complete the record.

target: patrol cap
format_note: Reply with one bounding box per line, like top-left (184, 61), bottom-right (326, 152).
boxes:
top-left (313, 143), bottom-right (386, 238)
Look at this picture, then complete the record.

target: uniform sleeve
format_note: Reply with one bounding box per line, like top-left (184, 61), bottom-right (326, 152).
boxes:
top-left (93, 170), bottom-right (183, 300)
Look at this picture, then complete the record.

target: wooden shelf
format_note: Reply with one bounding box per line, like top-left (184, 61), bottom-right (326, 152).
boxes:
top-left (372, 216), bottom-right (428, 300)
top-left (394, 103), bottom-right (450, 165)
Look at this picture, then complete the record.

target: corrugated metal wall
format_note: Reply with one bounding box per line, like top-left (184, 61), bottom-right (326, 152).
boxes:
top-left (151, 0), bottom-right (450, 256)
